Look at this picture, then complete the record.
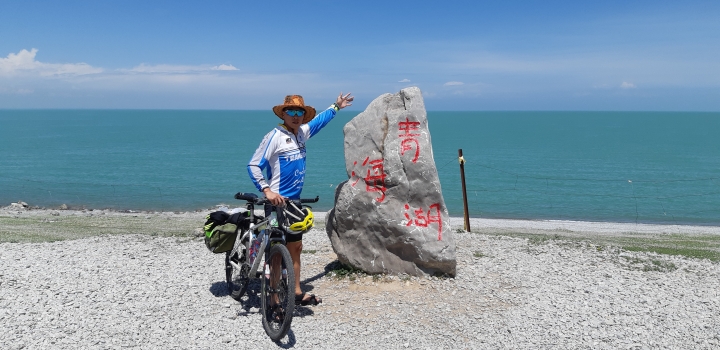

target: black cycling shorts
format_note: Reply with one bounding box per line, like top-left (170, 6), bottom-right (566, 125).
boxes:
top-left (285, 232), bottom-right (303, 243)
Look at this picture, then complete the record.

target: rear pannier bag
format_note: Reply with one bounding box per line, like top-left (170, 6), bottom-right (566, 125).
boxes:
top-left (204, 211), bottom-right (249, 254)
top-left (205, 223), bottom-right (238, 253)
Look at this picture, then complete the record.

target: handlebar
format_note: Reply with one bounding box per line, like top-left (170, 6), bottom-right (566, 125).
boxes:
top-left (234, 192), bottom-right (319, 205)
top-left (234, 192), bottom-right (259, 201)
top-left (300, 196), bottom-right (319, 203)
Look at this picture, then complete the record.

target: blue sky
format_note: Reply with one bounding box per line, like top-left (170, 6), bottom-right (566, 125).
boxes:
top-left (1, 0), bottom-right (718, 110)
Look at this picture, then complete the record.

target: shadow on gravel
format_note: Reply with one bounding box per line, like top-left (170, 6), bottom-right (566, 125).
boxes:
top-left (237, 284), bottom-right (263, 315)
top-left (209, 281), bottom-right (229, 297)
top-left (209, 280), bottom-right (263, 317)
top-left (300, 261), bottom-right (337, 285)
top-left (274, 329), bottom-right (296, 348)
top-left (294, 305), bottom-right (316, 318)
top-left (288, 260), bottom-right (340, 318)
top-left (208, 266), bottom-right (328, 320)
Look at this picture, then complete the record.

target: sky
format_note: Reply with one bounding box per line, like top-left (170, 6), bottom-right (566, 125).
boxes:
top-left (1, 0), bottom-right (719, 111)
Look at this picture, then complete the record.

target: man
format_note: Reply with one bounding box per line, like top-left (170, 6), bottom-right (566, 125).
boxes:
top-left (248, 92), bottom-right (354, 306)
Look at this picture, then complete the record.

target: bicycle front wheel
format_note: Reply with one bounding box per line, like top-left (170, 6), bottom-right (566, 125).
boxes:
top-left (260, 243), bottom-right (296, 341)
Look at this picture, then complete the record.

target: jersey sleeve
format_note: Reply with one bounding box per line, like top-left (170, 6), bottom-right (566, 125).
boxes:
top-left (305, 106), bottom-right (337, 138)
top-left (247, 130), bottom-right (277, 192)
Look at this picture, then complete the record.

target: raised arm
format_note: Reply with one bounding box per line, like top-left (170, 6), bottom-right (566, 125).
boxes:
top-left (306, 92), bottom-right (354, 137)
top-left (335, 92), bottom-right (353, 109)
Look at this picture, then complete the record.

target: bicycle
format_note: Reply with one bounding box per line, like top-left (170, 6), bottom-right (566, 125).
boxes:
top-left (225, 192), bottom-right (318, 341)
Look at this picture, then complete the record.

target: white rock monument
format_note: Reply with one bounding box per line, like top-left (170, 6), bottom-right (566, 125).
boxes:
top-left (326, 87), bottom-right (456, 276)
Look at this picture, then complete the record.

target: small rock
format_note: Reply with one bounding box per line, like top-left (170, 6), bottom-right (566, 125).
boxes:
top-left (10, 202), bottom-right (26, 210)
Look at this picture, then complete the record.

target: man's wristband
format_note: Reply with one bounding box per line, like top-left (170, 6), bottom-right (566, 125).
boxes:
top-left (331, 103), bottom-right (340, 112)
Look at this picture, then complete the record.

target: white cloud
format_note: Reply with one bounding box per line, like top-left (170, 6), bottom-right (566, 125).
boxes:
top-left (0, 49), bottom-right (37, 72)
top-left (620, 81), bottom-right (636, 89)
top-left (125, 64), bottom-right (176, 73)
top-left (398, 78), bottom-right (410, 83)
top-left (412, 40), bottom-right (720, 89)
top-left (212, 64), bottom-right (238, 71)
top-left (0, 87), bottom-right (34, 95)
top-left (124, 63), bottom-right (238, 74)
top-left (443, 81), bottom-right (464, 86)
top-left (0, 48), bottom-right (103, 76)
top-left (0, 48), bottom-right (330, 108)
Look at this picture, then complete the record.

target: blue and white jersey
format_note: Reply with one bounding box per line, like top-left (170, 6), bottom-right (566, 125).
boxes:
top-left (247, 106), bottom-right (337, 199)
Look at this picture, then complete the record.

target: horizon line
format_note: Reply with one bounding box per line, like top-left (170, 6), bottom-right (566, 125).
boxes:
top-left (2, 108), bottom-right (719, 113)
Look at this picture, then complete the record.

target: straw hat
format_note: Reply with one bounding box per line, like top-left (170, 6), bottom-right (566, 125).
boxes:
top-left (272, 95), bottom-right (317, 124)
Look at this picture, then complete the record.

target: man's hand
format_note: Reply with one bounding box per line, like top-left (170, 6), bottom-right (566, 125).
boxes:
top-left (263, 188), bottom-right (285, 206)
top-left (335, 92), bottom-right (354, 109)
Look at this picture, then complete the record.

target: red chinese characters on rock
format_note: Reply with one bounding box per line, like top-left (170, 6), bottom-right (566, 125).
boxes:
top-left (404, 203), bottom-right (443, 240)
top-left (349, 118), bottom-right (439, 235)
top-left (351, 156), bottom-right (386, 202)
top-left (398, 117), bottom-right (421, 163)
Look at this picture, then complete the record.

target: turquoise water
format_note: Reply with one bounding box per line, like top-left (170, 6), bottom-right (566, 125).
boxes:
top-left (1, 110), bottom-right (719, 225)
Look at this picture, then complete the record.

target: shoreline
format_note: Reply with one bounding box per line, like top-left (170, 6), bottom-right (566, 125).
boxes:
top-left (5, 199), bottom-right (720, 228)
top-left (8, 202), bottom-right (720, 262)
top-left (453, 216), bottom-right (720, 236)
top-left (3, 204), bottom-right (720, 262)
top-left (4, 204), bottom-right (720, 234)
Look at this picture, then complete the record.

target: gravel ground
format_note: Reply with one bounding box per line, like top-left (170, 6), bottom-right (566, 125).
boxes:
top-left (1, 210), bottom-right (720, 349)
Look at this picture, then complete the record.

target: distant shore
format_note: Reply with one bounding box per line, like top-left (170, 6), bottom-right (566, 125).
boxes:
top-left (4, 202), bottom-right (720, 233)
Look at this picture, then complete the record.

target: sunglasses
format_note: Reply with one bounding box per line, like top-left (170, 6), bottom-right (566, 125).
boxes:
top-left (284, 109), bottom-right (305, 117)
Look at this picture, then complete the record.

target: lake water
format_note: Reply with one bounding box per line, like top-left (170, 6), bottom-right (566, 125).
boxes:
top-left (1, 110), bottom-right (719, 225)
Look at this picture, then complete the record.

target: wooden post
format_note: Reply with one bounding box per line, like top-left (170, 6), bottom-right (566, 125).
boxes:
top-left (458, 149), bottom-right (471, 232)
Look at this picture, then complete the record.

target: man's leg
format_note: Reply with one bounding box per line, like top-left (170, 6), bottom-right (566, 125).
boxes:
top-left (286, 240), bottom-right (303, 298)
top-left (286, 238), bottom-right (321, 305)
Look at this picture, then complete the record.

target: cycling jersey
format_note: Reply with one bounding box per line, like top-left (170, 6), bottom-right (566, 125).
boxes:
top-left (248, 106), bottom-right (337, 199)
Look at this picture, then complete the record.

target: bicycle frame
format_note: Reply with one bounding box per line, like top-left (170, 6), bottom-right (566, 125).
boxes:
top-left (246, 224), bottom-right (283, 280)
top-left (229, 191), bottom-right (318, 275)
top-left (228, 199), bottom-right (289, 280)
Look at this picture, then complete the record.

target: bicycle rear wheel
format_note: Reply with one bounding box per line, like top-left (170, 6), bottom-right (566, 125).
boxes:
top-left (261, 243), bottom-right (295, 341)
top-left (225, 245), bottom-right (250, 300)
